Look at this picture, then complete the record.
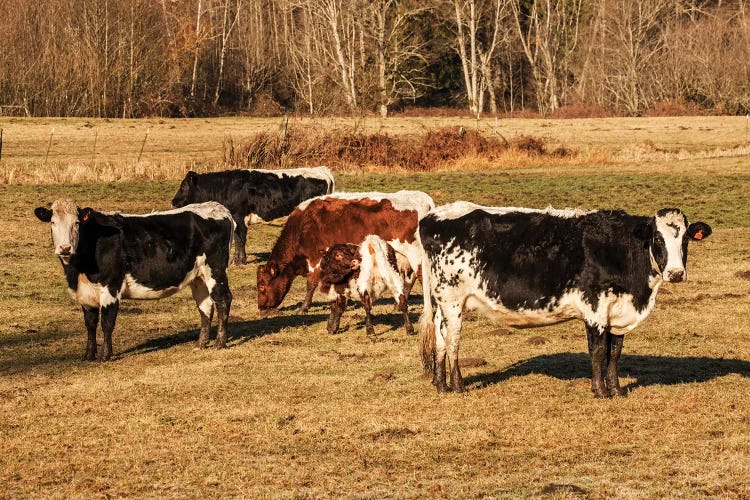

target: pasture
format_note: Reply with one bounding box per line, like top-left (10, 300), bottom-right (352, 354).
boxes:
top-left (1, 116), bottom-right (749, 497)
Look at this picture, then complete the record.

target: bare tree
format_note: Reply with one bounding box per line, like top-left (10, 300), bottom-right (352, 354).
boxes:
top-left (510, 0), bottom-right (584, 115)
top-left (365, 0), bottom-right (430, 116)
top-left (450, 0), bottom-right (509, 116)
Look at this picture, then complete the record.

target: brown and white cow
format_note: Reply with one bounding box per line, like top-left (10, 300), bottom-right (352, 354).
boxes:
top-left (319, 235), bottom-right (411, 339)
top-left (256, 191), bottom-right (434, 334)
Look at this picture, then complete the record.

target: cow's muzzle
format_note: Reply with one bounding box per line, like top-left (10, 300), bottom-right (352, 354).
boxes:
top-left (665, 269), bottom-right (685, 283)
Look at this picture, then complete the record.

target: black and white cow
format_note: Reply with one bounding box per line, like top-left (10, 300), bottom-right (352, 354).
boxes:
top-left (418, 202), bottom-right (712, 397)
top-left (171, 167), bottom-right (335, 265)
top-left (34, 199), bottom-right (235, 361)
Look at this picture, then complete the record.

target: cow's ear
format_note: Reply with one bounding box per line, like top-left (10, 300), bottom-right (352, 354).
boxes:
top-left (634, 220), bottom-right (653, 241)
top-left (186, 171), bottom-right (198, 186)
top-left (78, 207), bottom-right (96, 224)
top-left (688, 222), bottom-right (712, 241)
top-left (34, 206), bottom-right (52, 222)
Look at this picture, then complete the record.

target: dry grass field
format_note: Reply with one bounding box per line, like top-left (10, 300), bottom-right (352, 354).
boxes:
top-left (1, 116), bottom-right (749, 497)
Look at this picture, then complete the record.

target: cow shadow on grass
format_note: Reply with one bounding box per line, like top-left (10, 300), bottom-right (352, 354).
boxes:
top-left (118, 313), bottom-right (330, 358)
top-left (464, 352), bottom-right (750, 392)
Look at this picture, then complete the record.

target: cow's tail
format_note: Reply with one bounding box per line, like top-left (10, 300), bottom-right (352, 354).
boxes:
top-left (416, 232), bottom-right (436, 378)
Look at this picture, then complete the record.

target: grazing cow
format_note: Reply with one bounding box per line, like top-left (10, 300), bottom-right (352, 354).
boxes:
top-left (34, 199), bottom-right (235, 360)
top-left (171, 166), bottom-right (334, 265)
top-left (256, 191), bottom-right (435, 334)
top-left (418, 202), bottom-right (712, 397)
top-left (319, 235), bottom-right (412, 339)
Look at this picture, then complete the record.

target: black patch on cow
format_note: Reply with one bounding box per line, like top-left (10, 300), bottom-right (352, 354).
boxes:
top-left (172, 169), bottom-right (332, 222)
top-left (420, 209), bottom-right (659, 314)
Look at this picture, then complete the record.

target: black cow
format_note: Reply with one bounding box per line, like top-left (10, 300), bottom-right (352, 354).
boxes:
top-left (418, 202), bottom-right (712, 397)
top-left (171, 167), bottom-right (334, 265)
top-left (35, 199), bottom-right (235, 361)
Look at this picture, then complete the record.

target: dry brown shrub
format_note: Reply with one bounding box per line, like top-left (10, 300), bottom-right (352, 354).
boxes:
top-left (237, 126), bottom-right (576, 171)
top-left (645, 100), bottom-right (707, 117)
top-left (552, 104), bottom-right (610, 119)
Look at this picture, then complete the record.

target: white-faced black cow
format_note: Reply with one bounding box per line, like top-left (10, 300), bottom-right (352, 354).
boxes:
top-left (35, 199), bottom-right (235, 361)
top-left (418, 202), bottom-right (712, 397)
top-left (171, 167), bottom-right (334, 265)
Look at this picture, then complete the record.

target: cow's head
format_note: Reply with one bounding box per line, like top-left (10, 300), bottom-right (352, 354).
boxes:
top-left (171, 171), bottom-right (199, 208)
top-left (320, 244), bottom-right (360, 285)
top-left (637, 208), bottom-right (712, 283)
top-left (34, 199), bottom-right (97, 264)
top-left (256, 261), bottom-right (294, 310)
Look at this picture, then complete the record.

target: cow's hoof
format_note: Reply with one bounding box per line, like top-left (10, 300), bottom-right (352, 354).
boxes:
top-left (195, 341), bottom-right (209, 350)
top-left (101, 353), bottom-right (113, 362)
top-left (607, 386), bottom-right (625, 397)
top-left (82, 352), bottom-right (96, 362)
top-left (214, 341), bottom-right (227, 350)
top-left (436, 383), bottom-right (450, 394)
top-left (404, 324), bottom-right (416, 336)
top-left (592, 390), bottom-right (611, 399)
top-left (299, 305), bottom-right (310, 314)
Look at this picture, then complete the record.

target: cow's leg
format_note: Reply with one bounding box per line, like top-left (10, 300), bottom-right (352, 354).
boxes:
top-left (401, 272), bottom-right (418, 336)
top-left (586, 322), bottom-right (608, 398)
top-left (82, 305), bottom-right (99, 361)
top-left (210, 277), bottom-right (232, 350)
top-left (443, 302), bottom-right (465, 393)
top-left (100, 300), bottom-right (119, 361)
top-left (326, 294), bottom-right (347, 335)
top-left (300, 273), bottom-right (319, 313)
top-left (232, 218), bottom-right (248, 265)
top-left (361, 290), bottom-right (376, 341)
top-left (191, 279), bottom-right (214, 349)
top-left (605, 331), bottom-right (625, 397)
top-left (433, 305), bottom-right (449, 393)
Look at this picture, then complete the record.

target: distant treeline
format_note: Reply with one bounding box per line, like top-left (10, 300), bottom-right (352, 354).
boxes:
top-left (2, 0), bottom-right (750, 118)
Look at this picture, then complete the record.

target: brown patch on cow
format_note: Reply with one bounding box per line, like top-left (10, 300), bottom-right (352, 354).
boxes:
top-left (458, 357), bottom-right (486, 368)
top-left (370, 372), bottom-right (396, 382)
top-left (735, 270), bottom-right (750, 280)
top-left (488, 328), bottom-right (514, 336)
top-left (528, 336), bottom-right (547, 345)
top-left (258, 197), bottom-right (419, 309)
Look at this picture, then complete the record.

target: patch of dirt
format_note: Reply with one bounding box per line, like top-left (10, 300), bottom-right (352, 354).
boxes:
top-left (369, 428), bottom-right (417, 442)
top-left (528, 336), bottom-right (548, 345)
top-left (541, 483), bottom-right (587, 495)
top-left (735, 270), bottom-right (750, 280)
top-left (370, 372), bottom-right (395, 382)
top-left (459, 357), bottom-right (486, 368)
top-left (488, 328), bottom-right (514, 336)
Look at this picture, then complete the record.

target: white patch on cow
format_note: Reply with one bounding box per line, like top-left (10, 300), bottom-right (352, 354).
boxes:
top-left (73, 274), bottom-right (102, 308)
top-left (355, 235), bottom-right (405, 306)
top-left (48, 199), bottom-right (80, 261)
top-left (296, 190), bottom-right (435, 218)
top-left (429, 201), bottom-right (592, 222)
top-left (251, 166), bottom-right (335, 191)
top-left (124, 201), bottom-right (233, 222)
top-left (654, 210), bottom-right (688, 281)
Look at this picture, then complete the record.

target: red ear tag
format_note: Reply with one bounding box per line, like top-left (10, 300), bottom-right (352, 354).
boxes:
top-left (694, 229), bottom-right (703, 240)
top-left (82, 212), bottom-right (90, 222)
